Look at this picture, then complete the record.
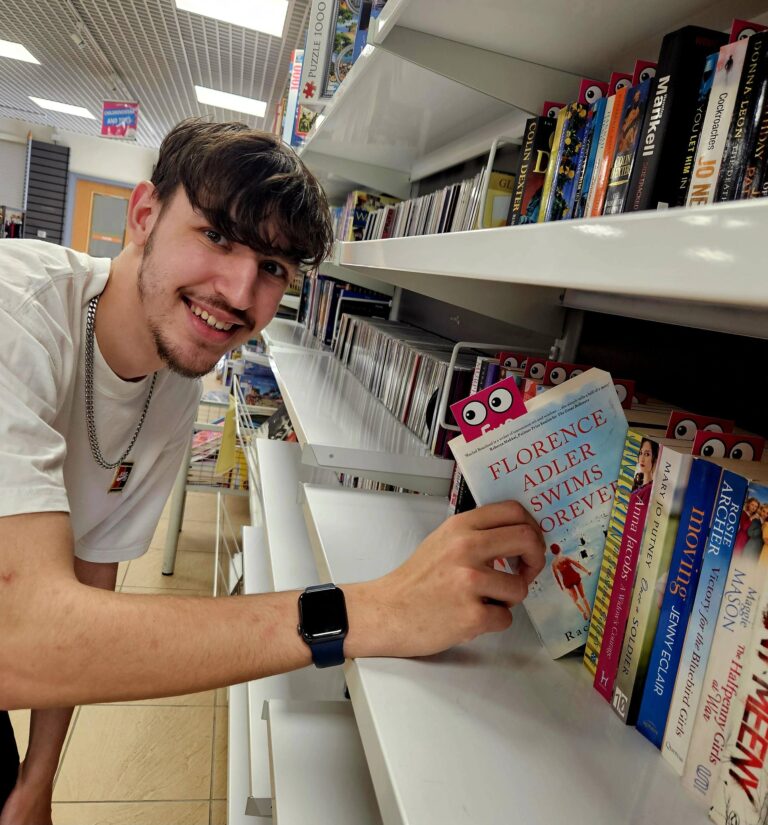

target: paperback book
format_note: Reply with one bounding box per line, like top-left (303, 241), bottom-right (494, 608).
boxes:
top-left (450, 368), bottom-right (627, 659)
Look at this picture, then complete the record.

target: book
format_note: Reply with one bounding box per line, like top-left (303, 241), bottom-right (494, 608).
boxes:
top-left (449, 368), bottom-right (628, 659)
top-left (686, 38), bottom-right (750, 207)
top-left (717, 32), bottom-right (768, 201)
top-left (589, 85), bottom-right (629, 216)
top-left (571, 98), bottom-right (607, 219)
top-left (611, 445), bottom-right (694, 723)
top-left (662, 469), bottom-right (748, 774)
top-left (537, 108), bottom-right (568, 222)
top-left (603, 78), bottom-right (653, 215)
top-left (543, 100), bottom-right (591, 222)
top-left (625, 26), bottom-right (729, 211)
top-left (592, 433), bottom-right (660, 694)
top-left (480, 171), bottom-right (515, 228)
top-left (508, 116), bottom-right (558, 225)
top-left (584, 428), bottom-right (643, 676)
top-left (683, 476), bottom-right (768, 805)
top-left (741, 89), bottom-right (768, 198)
top-left (636, 458), bottom-right (723, 747)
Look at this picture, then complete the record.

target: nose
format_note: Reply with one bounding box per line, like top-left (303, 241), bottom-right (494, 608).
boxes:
top-left (213, 251), bottom-right (260, 313)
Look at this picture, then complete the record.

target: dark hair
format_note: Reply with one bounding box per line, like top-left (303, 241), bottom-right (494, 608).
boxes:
top-left (151, 118), bottom-right (333, 268)
top-left (640, 438), bottom-right (659, 464)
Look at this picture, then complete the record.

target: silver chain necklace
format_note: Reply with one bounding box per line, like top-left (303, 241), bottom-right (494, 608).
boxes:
top-left (85, 294), bottom-right (157, 470)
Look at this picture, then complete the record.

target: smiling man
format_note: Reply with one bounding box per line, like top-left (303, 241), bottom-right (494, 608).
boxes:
top-left (0, 119), bottom-right (544, 824)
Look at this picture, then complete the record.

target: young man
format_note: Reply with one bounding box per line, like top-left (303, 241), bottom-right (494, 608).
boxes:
top-left (0, 119), bottom-right (545, 823)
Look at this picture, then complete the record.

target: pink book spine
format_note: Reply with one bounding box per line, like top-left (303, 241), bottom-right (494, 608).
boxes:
top-left (594, 484), bottom-right (651, 700)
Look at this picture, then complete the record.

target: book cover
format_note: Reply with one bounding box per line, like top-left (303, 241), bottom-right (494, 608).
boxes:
top-left (603, 78), bottom-right (653, 215)
top-left (571, 97), bottom-right (607, 219)
top-left (322, 0), bottom-right (361, 98)
top-left (686, 38), bottom-right (750, 207)
top-left (508, 116), bottom-right (557, 225)
top-left (543, 101), bottom-right (591, 222)
top-left (589, 86), bottom-right (629, 216)
top-left (717, 32), bottom-right (768, 201)
top-left (741, 89), bottom-right (768, 198)
top-left (537, 108), bottom-right (568, 222)
top-left (449, 368), bottom-right (627, 659)
top-left (683, 478), bottom-right (768, 805)
top-left (481, 171), bottom-right (515, 228)
top-left (611, 446), bottom-right (694, 723)
top-left (636, 458), bottom-right (723, 747)
top-left (662, 469), bottom-right (748, 774)
top-left (625, 26), bottom-right (729, 211)
top-left (584, 94), bottom-right (615, 216)
top-left (584, 428), bottom-right (643, 675)
top-left (593, 434), bottom-right (660, 695)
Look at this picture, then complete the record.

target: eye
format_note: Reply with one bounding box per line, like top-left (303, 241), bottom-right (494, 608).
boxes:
top-left (703, 423), bottom-right (724, 433)
top-left (728, 441), bottom-right (755, 461)
top-left (739, 27), bottom-right (756, 39)
top-left (488, 388), bottom-right (514, 414)
top-left (571, 369), bottom-right (584, 377)
top-left (614, 384), bottom-right (628, 403)
top-left (674, 418), bottom-right (698, 441)
top-left (639, 67), bottom-right (656, 82)
top-left (204, 229), bottom-right (227, 245)
top-left (584, 84), bottom-right (603, 103)
top-left (550, 367), bottom-right (567, 385)
top-left (615, 78), bottom-right (630, 91)
top-left (700, 437), bottom-right (726, 459)
top-left (529, 362), bottom-right (545, 380)
top-left (261, 260), bottom-right (288, 281)
top-left (461, 401), bottom-right (487, 426)
top-left (503, 356), bottom-right (520, 370)
top-left (546, 105), bottom-right (560, 118)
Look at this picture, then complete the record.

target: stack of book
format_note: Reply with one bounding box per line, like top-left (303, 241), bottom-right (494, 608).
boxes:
top-left (336, 190), bottom-right (402, 242)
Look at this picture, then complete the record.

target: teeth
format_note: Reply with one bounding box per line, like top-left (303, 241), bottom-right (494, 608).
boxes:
top-left (188, 300), bottom-right (234, 332)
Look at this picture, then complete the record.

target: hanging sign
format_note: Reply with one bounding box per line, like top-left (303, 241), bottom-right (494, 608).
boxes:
top-left (101, 101), bottom-right (139, 140)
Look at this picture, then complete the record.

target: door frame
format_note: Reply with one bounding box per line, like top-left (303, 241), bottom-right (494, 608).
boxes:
top-left (64, 172), bottom-right (138, 249)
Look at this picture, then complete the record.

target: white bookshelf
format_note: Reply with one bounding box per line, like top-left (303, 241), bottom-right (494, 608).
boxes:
top-left (228, 681), bottom-right (264, 824)
top-left (264, 700), bottom-right (383, 825)
top-left (260, 318), bottom-right (331, 353)
top-left (267, 346), bottom-right (454, 495)
top-left (302, 484), bottom-right (707, 825)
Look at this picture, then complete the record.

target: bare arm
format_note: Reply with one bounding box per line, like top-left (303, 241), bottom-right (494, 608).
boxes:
top-left (0, 503), bottom-right (545, 710)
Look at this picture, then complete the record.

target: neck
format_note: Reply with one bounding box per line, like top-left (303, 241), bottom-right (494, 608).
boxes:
top-left (96, 246), bottom-right (164, 381)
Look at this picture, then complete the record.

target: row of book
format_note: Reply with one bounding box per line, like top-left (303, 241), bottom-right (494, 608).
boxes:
top-left (510, 20), bottom-right (768, 225)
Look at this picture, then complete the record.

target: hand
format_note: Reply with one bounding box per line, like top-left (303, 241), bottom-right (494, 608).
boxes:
top-left (0, 763), bottom-right (53, 825)
top-left (345, 500), bottom-right (546, 659)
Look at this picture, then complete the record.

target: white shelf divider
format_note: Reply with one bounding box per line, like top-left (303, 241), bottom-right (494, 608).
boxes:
top-left (302, 484), bottom-right (710, 825)
top-left (264, 700), bottom-right (383, 825)
top-left (255, 438), bottom-right (337, 592)
top-left (228, 680), bottom-right (267, 823)
top-left (267, 347), bottom-right (454, 495)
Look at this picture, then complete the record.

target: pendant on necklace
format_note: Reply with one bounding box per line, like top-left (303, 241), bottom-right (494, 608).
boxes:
top-left (108, 462), bottom-right (135, 493)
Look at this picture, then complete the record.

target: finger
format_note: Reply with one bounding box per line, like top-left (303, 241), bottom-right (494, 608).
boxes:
top-left (478, 568), bottom-right (528, 607)
top-left (481, 603), bottom-right (514, 635)
top-left (469, 524), bottom-right (546, 584)
top-left (456, 500), bottom-right (539, 532)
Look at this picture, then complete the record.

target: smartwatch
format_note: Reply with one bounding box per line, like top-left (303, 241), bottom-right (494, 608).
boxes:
top-left (297, 583), bottom-right (348, 668)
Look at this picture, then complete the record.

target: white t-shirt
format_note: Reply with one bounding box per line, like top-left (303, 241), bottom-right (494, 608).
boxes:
top-left (0, 239), bottom-right (202, 562)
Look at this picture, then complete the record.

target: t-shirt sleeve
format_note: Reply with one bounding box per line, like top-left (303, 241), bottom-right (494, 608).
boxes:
top-left (0, 301), bottom-right (70, 517)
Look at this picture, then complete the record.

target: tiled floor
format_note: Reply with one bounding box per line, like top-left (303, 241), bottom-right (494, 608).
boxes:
top-left (9, 377), bottom-right (249, 825)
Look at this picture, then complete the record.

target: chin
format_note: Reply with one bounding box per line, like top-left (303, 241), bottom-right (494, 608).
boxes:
top-left (153, 330), bottom-right (221, 379)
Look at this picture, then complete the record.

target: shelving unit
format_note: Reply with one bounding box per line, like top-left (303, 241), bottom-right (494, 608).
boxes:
top-left (302, 484), bottom-right (706, 825)
top-left (260, 317), bottom-right (332, 353)
top-left (268, 345), bottom-right (454, 494)
top-left (264, 700), bottom-right (383, 825)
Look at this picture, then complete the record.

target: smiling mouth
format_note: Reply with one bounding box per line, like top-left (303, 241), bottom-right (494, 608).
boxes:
top-left (182, 296), bottom-right (242, 332)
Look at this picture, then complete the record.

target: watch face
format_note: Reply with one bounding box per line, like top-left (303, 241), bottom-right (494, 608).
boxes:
top-left (299, 587), bottom-right (348, 641)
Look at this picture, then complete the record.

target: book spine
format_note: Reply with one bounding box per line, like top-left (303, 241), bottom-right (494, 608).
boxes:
top-left (715, 34), bottom-right (768, 202)
top-left (710, 549), bottom-right (768, 825)
top-left (589, 87), bottom-right (628, 216)
top-left (594, 478), bottom-right (652, 700)
top-left (682, 482), bottom-right (768, 805)
top-left (509, 118), bottom-right (537, 225)
top-left (636, 459), bottom-right (723, 748)
top-left (585, 95), bottom-right (615, 216)
top-left (584, 429), bottom-right (643, 674)
top-left (571, 98), bottom-right (606, 219)
top-left (741, 76), bottom-right (768, 198)
top-left (662, 471), bottom-right (747, 774)
top-left (686, 39), bottom-right (749, 207)
top-left (611, 448), bottom-right (694, 724)
top-left (537, 108), bottom-right (567, 222)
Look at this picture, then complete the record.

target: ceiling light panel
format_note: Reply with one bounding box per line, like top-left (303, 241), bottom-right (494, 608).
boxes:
top-left (29, 97), bottom-right (95, 119)
top-left (176, 0), bottom-right (289, 38)
top-left (0, 38), bottom-right (40, 63)
top-left (195, 85), bottom-right (267, 117)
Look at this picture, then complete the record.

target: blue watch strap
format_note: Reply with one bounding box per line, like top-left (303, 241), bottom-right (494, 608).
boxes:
top-left (310, 636), bottom-right (345, 668)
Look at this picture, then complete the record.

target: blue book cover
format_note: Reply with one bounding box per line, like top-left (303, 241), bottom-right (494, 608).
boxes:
top-left (572, 98), bottom-right (606, 219)
top-left (661, 469), bottom-right (748, 773)
top-left (636, 458), bottom-right (723, 747)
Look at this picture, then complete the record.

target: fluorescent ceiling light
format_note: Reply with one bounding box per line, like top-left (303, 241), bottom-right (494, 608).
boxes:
top-left (195, 85), bottom-right (267, 118)
top-left (0, 38), bottom-right (40, 64)
top-left (176, 0), bottom-right (288, 38)
top-left (29, 97), bottom-right (95, 119)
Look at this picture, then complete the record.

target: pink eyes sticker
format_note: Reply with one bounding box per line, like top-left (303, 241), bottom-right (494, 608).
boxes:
top-left (451, 376), bottom-right (528, 443)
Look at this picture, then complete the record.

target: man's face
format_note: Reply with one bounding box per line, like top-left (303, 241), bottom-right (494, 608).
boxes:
top-left (137, 187), bottom-right (297, 378)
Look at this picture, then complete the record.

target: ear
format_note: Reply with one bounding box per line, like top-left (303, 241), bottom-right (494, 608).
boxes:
top-left (126, 180), bottom-right (161, 247)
